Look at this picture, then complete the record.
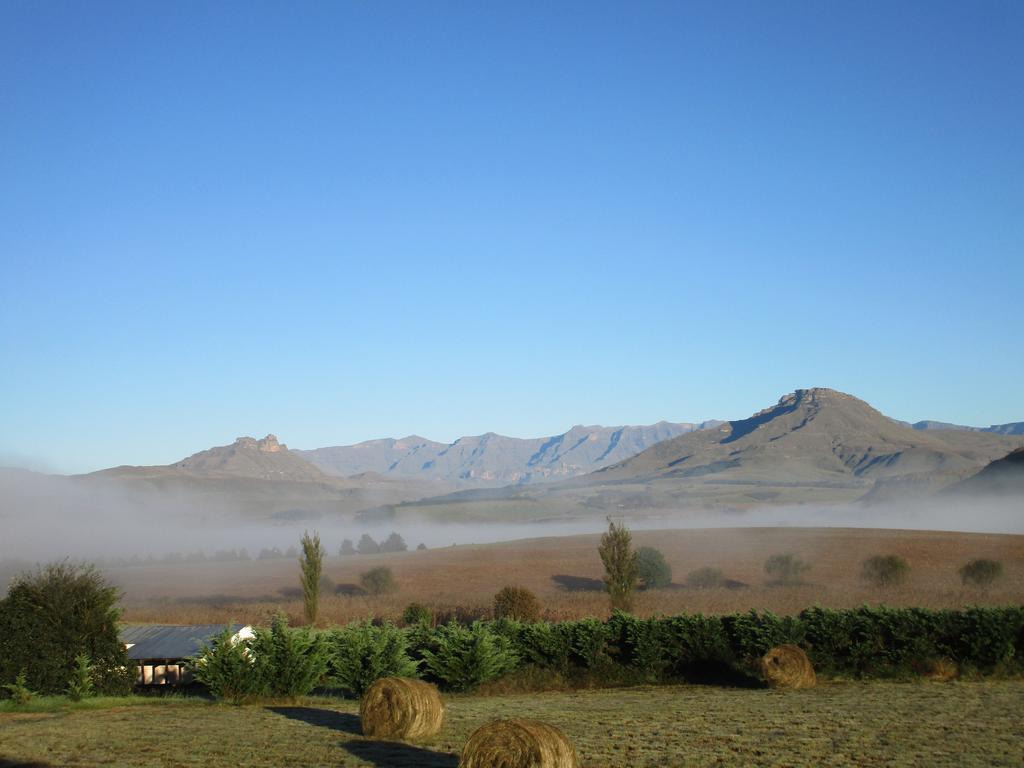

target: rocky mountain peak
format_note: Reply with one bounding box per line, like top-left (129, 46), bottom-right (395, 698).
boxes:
top-left (234, 434), bottom-right (285, 452)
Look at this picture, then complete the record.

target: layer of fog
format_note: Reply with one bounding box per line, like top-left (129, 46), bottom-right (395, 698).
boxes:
top-left (1, 468), bottom-right (1021, 567)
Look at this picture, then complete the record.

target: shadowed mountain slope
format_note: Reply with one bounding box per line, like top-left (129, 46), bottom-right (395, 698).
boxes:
top-left (298, 422), bottom-right (720, 488)
top-left (942, 448), bottom-right (1024, 498)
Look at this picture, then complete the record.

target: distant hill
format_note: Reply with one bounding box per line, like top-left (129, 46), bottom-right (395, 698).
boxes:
top-left (298, 422), bottom-right (721, 488)
top-left (909, 420), bottom-right (1024, 435)
top-left (942, 448), bottom-right (1024, 497)
top-left (76, 434), bottom-right (448, 521)
top-left (391, 388), bottom-right (1024, 520)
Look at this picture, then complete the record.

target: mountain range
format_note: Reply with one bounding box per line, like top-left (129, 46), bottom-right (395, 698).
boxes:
top-left (386, 388), bottom-right (1024, 521)
top-left (3, 390), bottom-right (1021, 529)
top-left (296, 421), bottom-right (720, 488)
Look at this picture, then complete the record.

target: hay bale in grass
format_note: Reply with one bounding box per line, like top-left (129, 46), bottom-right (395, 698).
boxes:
top-left (460, 718), bottom-right (579, 768)
top-left (760, 644), bottom-right (816, 689)
top-left (360, 677), bottom-right (444, 740)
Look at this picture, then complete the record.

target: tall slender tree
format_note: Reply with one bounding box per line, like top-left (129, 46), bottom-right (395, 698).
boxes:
top-left (599, 517), bottom-right (638, 611)
top-left (299, 531), bottom-right (324, 625)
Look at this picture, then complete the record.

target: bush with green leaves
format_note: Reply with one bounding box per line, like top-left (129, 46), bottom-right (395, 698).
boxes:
top-left (420, 621), bottom-right (518, 691)
top-left (0, 562), bottom-right (132, 696)
top-left (636, 547), bottom-right (672, 589)
top-left (764, 553), bottom-right (810, 585)
top-left (687, 566), bottom-right (726, 589)
top-left (959, 558), bottom-right (1003, 588)
top-left (402, 602), bottom-right (433, 627)
top-left (861, 555), bottom-right (910, 587)
top-left (326, 622), bottom-right (418, 696)
top-left (2, 671), bottom-right (33, 705)
top-left (361, 566), bottom-right (397, 595)
top-left (192, 628), bottom-right (258, 703)
top-left (493, 585), bottom-right (541, 622)
top-left (249, 614), bottom-right (330, 699)
top-left (66, 654), bottom-right (95, 701)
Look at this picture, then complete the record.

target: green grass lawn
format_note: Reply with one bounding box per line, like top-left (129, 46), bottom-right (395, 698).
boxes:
top-left (1, 681), bottom-right (1021, 767)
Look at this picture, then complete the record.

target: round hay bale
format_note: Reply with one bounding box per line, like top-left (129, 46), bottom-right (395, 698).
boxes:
top-left (360, 677), bottom-right (444, 740)
top-left (460, 718), bottom-right (579, 768)
top-left (760, 644), bottom-right (816, 689)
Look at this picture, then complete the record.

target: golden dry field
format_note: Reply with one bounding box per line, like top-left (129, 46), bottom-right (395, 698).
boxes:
top-left (113, 527), bottom-right (1024, 626)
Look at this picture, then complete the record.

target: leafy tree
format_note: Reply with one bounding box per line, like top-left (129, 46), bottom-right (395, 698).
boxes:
top-left (299, 531), bottom-right (324, 625)
top-left (416, 543), bottom-right (428, 551)
top-left (339, 539), bottom-right (356, 556)
top-left (492, 586), bottom-right (541, 622)
top-left (327, 622), bottom-right (419, 696)
top-left (380, 532), bottom-right (408, 553)
top-left (0, 562), bottom-right (132, 695)
top-left (861, 555), bottom-right (910, 587)
top-left (959, 558), bottom-right (1003, 588)
top-left (599, 518), bottom-right (638, 611)
top-left (420, 621), bottom-right (518, 691)
top-left (361, 566), bottom-right (397, 595)
top-left (636, 547), bottom-right (672, 589)
top-left (357, 534), bottom-right (380, 555)
top-left (764, 553), bottom-right (810, 585)
top-left (66, 654), bottom-right (95, 701)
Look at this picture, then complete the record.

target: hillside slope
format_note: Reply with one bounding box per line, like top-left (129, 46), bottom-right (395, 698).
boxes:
top-left (394, 389), bottom-right (1024, 520)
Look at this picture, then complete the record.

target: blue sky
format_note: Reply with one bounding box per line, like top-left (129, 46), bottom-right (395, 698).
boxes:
top-left (2, 1), bottom-right (1022, 474)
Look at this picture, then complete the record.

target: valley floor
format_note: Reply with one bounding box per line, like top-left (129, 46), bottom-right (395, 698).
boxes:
top-left (111, 527), bottom-right (1024, 625)
top-left (2, 680), bottom-right (1022, 767)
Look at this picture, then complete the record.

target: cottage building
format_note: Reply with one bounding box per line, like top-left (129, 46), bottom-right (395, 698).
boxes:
top-left (119, 624), bottom-right (254, 685)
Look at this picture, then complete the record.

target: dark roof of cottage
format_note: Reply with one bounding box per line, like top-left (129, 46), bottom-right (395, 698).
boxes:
top-left (119, 624), bottom-right (247, 660)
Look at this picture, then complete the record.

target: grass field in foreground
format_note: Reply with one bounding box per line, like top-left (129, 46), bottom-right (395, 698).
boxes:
top-left (1, 681), bottom-right (1022, 767)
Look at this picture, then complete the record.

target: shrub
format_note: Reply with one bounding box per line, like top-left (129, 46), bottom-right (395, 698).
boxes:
top-left (493, 586), bottom-right (542, 622)
top-left (192, 628), bottom-right (257, 703)
top-left (66, 654), bottom-right (94, 701)
top-left (0, 562), bottom-right (131, 696)
top-left (687, 566), bottom-right (726, 589)
top-left (959, 559), bottom-right (1004, 588)
top-left (636, 547), bottom-right (672, 589)
top-left (250, 614), bottom-right (330, 699)
top-left (402, 602), bottom-right (433, 627)
top-left (327, 622), bottom-right (419, 696)
top-left (361, 566), bottom-right (398, 595)
top-left (861, 555), bottom-right (910, 587)
top-left (3, 671), bottom-right (33, 705)
top-left (599, 518), bottom-right (638, 611)
top-left (764, 553), bottom-right (810, 585)
top-left (416, 543), bottom-right (428, 551)
top-left (420, 621), bottom-right (519, 691)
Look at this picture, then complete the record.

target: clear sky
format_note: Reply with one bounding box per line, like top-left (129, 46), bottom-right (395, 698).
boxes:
top-left (2, 1), bottom-right (1022, 474)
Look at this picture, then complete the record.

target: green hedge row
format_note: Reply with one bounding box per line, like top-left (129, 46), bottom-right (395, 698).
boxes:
top-left (192, 606), bottom-right (1024, 700)
top-left (482, 606), bottom-right (1024, 683)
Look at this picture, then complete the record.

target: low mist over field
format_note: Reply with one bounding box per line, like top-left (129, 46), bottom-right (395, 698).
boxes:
top-left (2, 388), bottom-right (1022, 566)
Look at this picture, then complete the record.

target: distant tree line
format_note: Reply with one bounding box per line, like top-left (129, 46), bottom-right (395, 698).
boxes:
top-left (339, 532), bottom-right (427, 555)
top-left (80, 532), bottom-right (429, 570)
